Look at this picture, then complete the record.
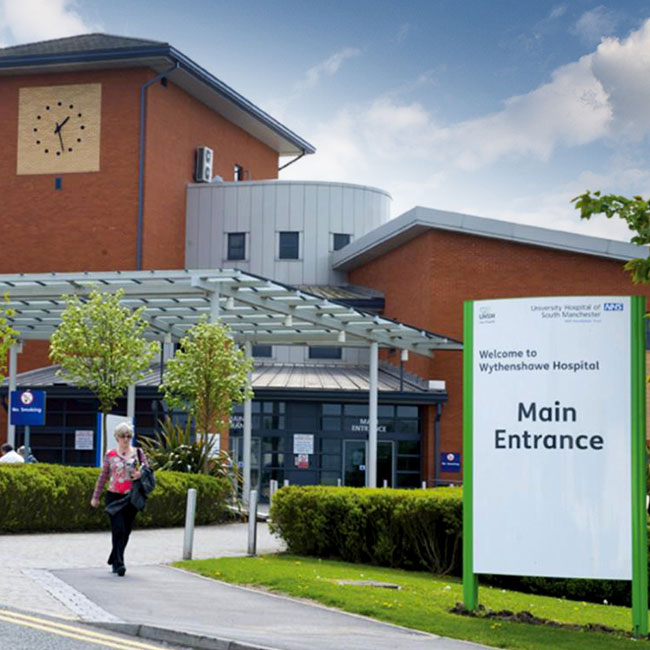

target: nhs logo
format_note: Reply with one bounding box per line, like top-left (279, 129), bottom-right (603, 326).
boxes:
top-left (603, 302), bottom-right (624, 312)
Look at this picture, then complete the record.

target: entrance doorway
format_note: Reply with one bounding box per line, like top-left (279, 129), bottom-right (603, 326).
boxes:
top-left (343, 440), bottom-right (394, 487)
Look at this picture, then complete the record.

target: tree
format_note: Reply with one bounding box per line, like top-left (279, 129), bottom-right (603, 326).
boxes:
top-left (0, 293), bottom-right (18, 383)
top-left (572, 191), bottom-right (650, 283)
top-left (160, 319), bottom-right (253, 436)
top-left (50, 289), bottom-right (159, 455)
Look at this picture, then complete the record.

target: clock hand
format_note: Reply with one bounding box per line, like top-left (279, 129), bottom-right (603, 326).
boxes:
top-left (53, 116), bottom-right (70, 134)
top-left (57, 128), bottom-right (64, 153)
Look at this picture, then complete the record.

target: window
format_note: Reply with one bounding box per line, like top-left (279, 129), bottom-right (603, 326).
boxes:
top-left (252, 344), bottom-right (273, 358)
top-left (309, 346), bottom-right (342, 360)
top-left (279, 231), bottom-right (300, 259)
top-left (333, 233), bottom-right (351, 251)
top-left (233, 164), bottom-right (244, 181)
top-left (227, 232), bottom-right (246, 261)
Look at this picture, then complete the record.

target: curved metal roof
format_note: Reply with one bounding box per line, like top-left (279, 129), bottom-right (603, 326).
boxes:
top-left (0, 269), bottom-right (461, 357)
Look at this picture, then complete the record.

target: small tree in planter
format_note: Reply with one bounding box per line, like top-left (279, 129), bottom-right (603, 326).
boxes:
top-left (50, 289), bottom-right (159, 456)
top-left (159, 318), bottom-right (253, 473)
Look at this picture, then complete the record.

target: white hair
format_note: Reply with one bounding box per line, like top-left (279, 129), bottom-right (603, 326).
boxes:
top-left (114, 422), bottom-right (134, 438)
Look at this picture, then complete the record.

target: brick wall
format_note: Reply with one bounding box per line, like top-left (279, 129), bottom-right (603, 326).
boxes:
top-left (350, 228), bottom-right (650, 482)
top-left (0, 65), bottom-right (281, 437)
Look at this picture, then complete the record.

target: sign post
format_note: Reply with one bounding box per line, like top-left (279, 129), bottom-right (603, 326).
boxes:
top-left (463, 296), bottom-right (647, 634)
top-left (10, 389), bottom-right (46, 463)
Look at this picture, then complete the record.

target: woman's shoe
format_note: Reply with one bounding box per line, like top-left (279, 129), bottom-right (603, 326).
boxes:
top-left (116, 566), bottom-right (126, 577)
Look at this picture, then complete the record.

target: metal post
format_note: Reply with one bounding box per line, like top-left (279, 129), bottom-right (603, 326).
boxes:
top-left (243, 342), bottom-right (252, 505)
top-left (383, 479), bottom-right (388, 488)
top-left (127, 384), bottom-right (136, 424)
top-left (24, 425), bottom-right (31, 463)
top-left (422, 480), bottom-right (427, 490)
top-left (283, 479), bottom-right (289, 487)
top-left (269, 479), bottom-right (277, 506)
top-left (368, 342), bottom-right (378, 488)
top-left (247, 489), bottom-right (258, 556)
top-left (337, 478), bottom-right (342, 487)
top-left (183, 488), bottom-right (197, 560)
top-left (210, 286), bottom-right (220, 321)
top-left (7, 343), bottom-right (18, 447)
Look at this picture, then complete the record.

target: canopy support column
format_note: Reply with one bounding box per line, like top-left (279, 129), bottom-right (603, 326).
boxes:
top-left (368, 342), bottom-right (378, 488)
top-left (127, 385), bottom-right (136, 425)
top-left (7, 342), bottom-right (21, 447)
top-left (243, 341), bottom-right (252, 505)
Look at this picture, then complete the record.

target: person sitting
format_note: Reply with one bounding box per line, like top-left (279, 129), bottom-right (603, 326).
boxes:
top-left (0, 443), bottom-right (25, 464)
top-left (17, 445), bottom-right (37, 463)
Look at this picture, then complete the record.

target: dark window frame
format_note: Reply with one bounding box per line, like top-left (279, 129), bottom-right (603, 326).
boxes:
top-left (333, 233), bottom-right (351, 251)
top-left (252, 344), bottom-right (273, 358)
top-left (279, 231), bottom-right (300, 260)
top-left (227, 232), bottom-right (246, 261)
top-left (309, 346), bottom-right (342, 360)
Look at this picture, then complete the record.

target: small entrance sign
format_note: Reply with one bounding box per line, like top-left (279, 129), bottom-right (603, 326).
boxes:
top-left (10, 389), bottom-right (46, 426)
top-left (440, 452), bottom-right (461, 472)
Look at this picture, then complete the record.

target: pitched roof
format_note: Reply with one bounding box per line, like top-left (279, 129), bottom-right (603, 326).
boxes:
top-left (0, 33), bottom-right (314, 156)
top-left (0, 33), bottom-right (166, 57)
top-left (332, 205), bottom-right (648, 271)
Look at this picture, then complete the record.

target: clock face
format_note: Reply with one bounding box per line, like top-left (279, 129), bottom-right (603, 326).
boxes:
top-left (16, 83), bottom-right (101, 175)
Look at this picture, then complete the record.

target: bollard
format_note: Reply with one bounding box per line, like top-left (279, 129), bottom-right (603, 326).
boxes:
top-left (382, 479), bottom-right (388, 488)
top-left (183, 488), bottom-right (197, 560)
top-left (337, 478), bottom-right (342, 487)
top-left (269, 479), bottom-right (278, 507)
top-left (422, 481), bottom-right (427, 489)
top-left (283, 479), bottom-right (289, 487)
top-left (247, 489), bottom-right (258, 556)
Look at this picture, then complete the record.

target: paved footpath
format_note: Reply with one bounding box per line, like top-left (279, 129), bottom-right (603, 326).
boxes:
top-left (1, 523), bottom-right (491, 650)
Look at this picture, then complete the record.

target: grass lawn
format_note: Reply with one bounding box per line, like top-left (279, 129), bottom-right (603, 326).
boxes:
top-left (175, 554), bottom-right (649, 650)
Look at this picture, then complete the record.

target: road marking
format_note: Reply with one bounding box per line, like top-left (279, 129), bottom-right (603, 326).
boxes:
top-left (0, 610), bottom-right (166, 650)
top-left (23, 569), bottom-right (121, 622)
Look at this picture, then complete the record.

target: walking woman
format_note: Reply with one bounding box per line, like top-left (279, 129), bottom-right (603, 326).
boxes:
top-left (90, 422), bottom-right (147, 577)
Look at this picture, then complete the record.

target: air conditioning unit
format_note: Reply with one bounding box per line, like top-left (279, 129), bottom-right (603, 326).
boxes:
top-left (195, 146), bottom-right (213, 182)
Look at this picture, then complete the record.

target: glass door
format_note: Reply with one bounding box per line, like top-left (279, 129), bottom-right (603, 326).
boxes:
top-left (377, 441), bottom-right (394, 487)
top-left (343, 439), bottom-right (367, 486)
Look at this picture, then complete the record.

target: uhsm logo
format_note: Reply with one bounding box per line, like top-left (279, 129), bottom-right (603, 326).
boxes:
top-left (603, 302), bottom-right (624, 312)
top-left (478, 306), bottom-right (496, 321)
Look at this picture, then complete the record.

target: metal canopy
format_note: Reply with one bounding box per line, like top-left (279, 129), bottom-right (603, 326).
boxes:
top-left (0, 269), bottom-right (461, 357)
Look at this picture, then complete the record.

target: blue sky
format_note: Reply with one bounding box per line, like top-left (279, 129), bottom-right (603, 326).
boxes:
top-left (2, 0), bottom-right (650, 241)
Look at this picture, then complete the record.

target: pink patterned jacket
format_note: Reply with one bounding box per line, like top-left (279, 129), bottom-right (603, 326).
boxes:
top-left (92, 448), bottom-right (148, 501)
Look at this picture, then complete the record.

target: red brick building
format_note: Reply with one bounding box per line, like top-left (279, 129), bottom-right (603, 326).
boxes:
top-left (333, 206), bottom-right (650, 482)
top-left (0, 33), bottom-right (314, 378)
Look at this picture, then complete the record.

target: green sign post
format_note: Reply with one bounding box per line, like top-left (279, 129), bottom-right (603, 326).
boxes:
top-left (463, 296), bottom-right (647, 635)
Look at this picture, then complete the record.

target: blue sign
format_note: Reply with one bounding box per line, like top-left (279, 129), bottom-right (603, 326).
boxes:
top-left (440, 452), bottom-right (461, 473)
top-left (10, 389), bottom-right (46, 426)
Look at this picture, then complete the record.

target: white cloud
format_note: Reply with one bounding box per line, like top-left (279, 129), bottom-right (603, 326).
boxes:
top-left (574, 6), bottom-right (618, 45)
top-left (0, 0), bottom-right (97, 44)
top-left (549, 5), bottom-right (567, 20)
top-left (394, 23), bottom-right (410, 43)
top-left (297, 47), bottom-right (361, 92)
top-left (284, 17), bottom-right (650, 236)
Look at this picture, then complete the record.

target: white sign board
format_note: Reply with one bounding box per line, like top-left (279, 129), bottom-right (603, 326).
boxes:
top-left (197, 433), bottom-right (221, 458)
top-left (472, 296), bottom-right (631, 580)
top-left (75, 430), bottom-right (94, 450)
top-left (293, 434), bottom-right (314, 455)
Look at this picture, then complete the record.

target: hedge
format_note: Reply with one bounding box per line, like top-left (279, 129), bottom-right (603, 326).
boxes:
top-left (269, 485), bottom-right (640, 607)
top-left (0, 463), bottom-right (231, 533)
top-left (270, 485), bottom-right (463, 575)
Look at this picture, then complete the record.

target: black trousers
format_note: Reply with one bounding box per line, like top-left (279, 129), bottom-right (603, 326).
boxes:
top-left (105, 491), bottom-right (138, 569)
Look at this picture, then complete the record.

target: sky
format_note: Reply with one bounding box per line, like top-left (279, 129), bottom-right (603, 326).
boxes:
top-left (1, 0), bottom-right (650, 242)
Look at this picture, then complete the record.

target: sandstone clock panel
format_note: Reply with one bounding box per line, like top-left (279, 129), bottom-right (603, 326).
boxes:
top-left (17, 83), bottom-right (102, 175)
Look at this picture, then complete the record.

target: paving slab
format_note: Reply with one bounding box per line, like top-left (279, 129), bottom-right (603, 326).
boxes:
top-left (52, 564), bottom-right (487, 650)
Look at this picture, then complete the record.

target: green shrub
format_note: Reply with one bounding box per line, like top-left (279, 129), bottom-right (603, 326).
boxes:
top-left (270, 486), bottom-right (463, 575)
top-left (270, 485), bottom-right (642, 607)
top-left (0, 463), bottom-right (231, 533)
